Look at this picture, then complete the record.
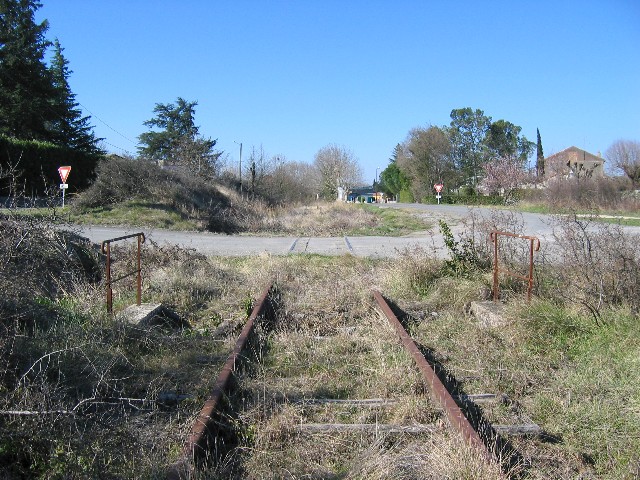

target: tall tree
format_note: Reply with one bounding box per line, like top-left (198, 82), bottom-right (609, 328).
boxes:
top-left (484, 119), bottom-right (534, 163)
top-left (138, 97), bottom-right (221, 176)
top-left (379, 144), bottom-right (411, 198)
top-left (49, 38), bottom-right (103, 154)
top-left (313, 144), bottom-right (362, 200)
top-left (0, 0), bottom-right (57, 140)
top-left (448, 108), bottom-right (491, 188)
top-left (606, 139), bottom-right (640, 188)
top-left (536, 128), bottom-right (544, 178)
top-left (398, 126), bottom-right (454, 200)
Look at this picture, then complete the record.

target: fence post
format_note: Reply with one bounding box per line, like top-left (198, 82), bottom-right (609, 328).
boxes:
top-left (490, 230), bottom-right (540, 303)
top-left (101, 232), bottom-right (146, 314)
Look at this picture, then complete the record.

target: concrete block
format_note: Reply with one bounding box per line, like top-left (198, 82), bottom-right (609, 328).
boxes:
top-left (117, 303), bottom-right (189, 329)
top-left (470, 300), bottom-right (508, 328)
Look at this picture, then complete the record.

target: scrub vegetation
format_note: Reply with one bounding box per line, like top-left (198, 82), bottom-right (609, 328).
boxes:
top-left (1, 193), bottom-right (638, 478)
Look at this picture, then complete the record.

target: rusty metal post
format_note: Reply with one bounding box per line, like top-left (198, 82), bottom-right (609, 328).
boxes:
top-left (527, 238), bottom-right (535, 301)
top-left (489, 230), bottom-right (540, 303)
top-left (491, 232), bottom-right (499, 302)
top-left (136, 234), bottom-right (142, 306)
top-left (105, 242), bottom-right (113, 313)
top-left (101, 232), bottom-right (145, 314)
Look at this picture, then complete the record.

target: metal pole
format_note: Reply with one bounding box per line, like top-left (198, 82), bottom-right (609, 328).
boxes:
top-left (234, 141), bottom-right (243, 195)
top-left (137, 235), bottom-right (142, 305)
top-left (492, 233), bottom-right (499, 302)
top-left (528, 239), bottom-right (534, 301)
top-left (106, 242), bottom-right (112, 313)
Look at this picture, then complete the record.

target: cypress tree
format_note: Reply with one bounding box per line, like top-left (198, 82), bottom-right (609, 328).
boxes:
top-left (536, 128), bottom-right (544, 178)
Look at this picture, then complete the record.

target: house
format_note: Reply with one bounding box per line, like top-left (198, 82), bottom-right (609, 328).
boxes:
top-left (346, 186), bottom-right (384, 203)
top-left (544, 146), bottom-right (605, 180)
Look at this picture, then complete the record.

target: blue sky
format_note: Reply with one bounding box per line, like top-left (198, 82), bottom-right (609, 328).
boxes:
top-left (38, 1), bottom-right (639, 184)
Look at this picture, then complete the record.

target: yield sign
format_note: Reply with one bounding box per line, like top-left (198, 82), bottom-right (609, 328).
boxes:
top-left (58, 166), bottom-right (71, 184)
top-left (434, 183), bottom-right (444, 193)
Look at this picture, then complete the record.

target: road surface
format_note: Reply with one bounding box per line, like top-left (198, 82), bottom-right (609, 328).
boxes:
top-left (73, 204), bottom-right (639, 259)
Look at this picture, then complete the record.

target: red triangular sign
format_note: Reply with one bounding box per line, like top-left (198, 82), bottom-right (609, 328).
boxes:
top-left (58, 166), bottom-right (71, 183)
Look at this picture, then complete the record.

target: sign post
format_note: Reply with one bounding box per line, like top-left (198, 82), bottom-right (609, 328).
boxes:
top-left (434, 183), bottom-right (444, 205)
top-left (58, 166), bottom-right (71, 208)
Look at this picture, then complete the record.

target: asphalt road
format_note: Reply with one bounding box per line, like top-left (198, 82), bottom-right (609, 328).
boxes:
top-left (74, 204), bottom-right (639, 259)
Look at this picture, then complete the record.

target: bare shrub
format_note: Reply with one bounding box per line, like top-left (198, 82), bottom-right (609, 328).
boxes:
top-left (448, 209), bottom-right (529, 282)
top-left (74, 155), bottom-right (271, 233)
top-left (543, 177), bottom-right (628, 211)
top-left (549, 216), bottom-right (640, 320)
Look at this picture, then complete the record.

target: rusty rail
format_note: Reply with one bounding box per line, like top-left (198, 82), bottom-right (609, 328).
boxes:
top-left (168, 281), bottom-right (274, 479)
top-left (372, 290), bottom-right (493, 463)
top-left (489, 230), bottom-right (540, 302)
top-left (101, 232), bottom-right (145, 314)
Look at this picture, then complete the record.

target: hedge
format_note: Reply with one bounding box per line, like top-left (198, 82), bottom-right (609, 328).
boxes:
top-left (0, 136), bottom-right (101, 196)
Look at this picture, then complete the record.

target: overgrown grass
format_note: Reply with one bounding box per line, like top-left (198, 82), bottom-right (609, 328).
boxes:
top-left (520, 303), bottom-right (640, 479)
top-left (1, 204), bottom-right (639, 478)
top-left (2, 202), bottom-right (201, 230)
top-left (346, 204), bottom-right (431, 235)
top-left (72, 200), bottom-right (202, 230)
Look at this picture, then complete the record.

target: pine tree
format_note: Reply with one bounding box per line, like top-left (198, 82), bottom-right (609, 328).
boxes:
top-left (536, 128), bottom-right (544, 178)
top-left (0, 0), bottom-right (57, 140)
top-left (138, 97), bottom-right (221, 176)
top-left (49, 38), bottom-right (103, 154)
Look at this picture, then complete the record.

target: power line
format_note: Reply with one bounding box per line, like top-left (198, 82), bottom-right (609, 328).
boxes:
top-left (100, 139), bottom-right (134, 155)
top-left (78, 102), bottom-right (137, 145)
top-left (1, 68), bottom-right (137, 152)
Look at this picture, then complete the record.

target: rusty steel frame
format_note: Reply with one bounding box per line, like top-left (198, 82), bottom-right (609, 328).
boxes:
top-left (101, 232), bottom-right (145, 314)
top-left (373, 290), bottom-right (493, 463)
top-left (168, 281), bottom-right (274, 479)
top-left (489, 230), bottom-right (541, 303)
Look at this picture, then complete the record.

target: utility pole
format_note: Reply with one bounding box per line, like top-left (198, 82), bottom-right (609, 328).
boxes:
top-left (234, 141), bottom-right (243, 194)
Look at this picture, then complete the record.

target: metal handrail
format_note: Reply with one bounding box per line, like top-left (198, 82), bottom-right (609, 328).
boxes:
top-left (489, 230), bottom-right (540, 302)
top-left (101, 233), bottom-right (145, 313)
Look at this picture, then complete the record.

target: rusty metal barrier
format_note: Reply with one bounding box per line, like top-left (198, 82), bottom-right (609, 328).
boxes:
top-left (100, 232), bottom-right (145, 313)
top-left (373, 290), bottom-right (493, 463)
top-left (489, 230), bottom-right (540, 302)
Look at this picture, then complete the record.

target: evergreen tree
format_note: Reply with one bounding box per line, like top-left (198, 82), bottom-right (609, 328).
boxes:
top-left (0, 0), bottom-right (56, 140)
top-left (49, 38), bottom-right (103, 154)
top-left (138, 97), bottom-right (222, 176)
top-left (484, 119), bottom-right (534, 163)
top-left (536, 128), bottom-right (544, 178)
top-left (379, 144), bottom-right (411, 197)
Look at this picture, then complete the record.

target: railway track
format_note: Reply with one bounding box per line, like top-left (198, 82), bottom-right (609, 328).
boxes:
top-left (168, 280), bottom-right (540, 479)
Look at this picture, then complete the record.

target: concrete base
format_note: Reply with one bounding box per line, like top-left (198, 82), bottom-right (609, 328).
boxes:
top-left (470, 301), bottom-right (508, 328)
top-left (117, 303), bottom-right (189, 329)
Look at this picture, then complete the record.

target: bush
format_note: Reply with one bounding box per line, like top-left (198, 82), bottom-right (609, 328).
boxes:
top-left (540, 177), bottom-right (635, 211)
top-left (73, 155), bottom-right (269, 233)
top-left (546, 216), bottom-right (640, 321)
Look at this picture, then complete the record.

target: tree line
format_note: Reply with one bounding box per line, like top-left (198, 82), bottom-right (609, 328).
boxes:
top-left (0, 0), bottom-right (102, 155)
top-left (379, 108), bottom-right (538, 203)
top-left (136, 96), bottom-right (363, 203)
top-left (380, 107), bottom-right (640, 202)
